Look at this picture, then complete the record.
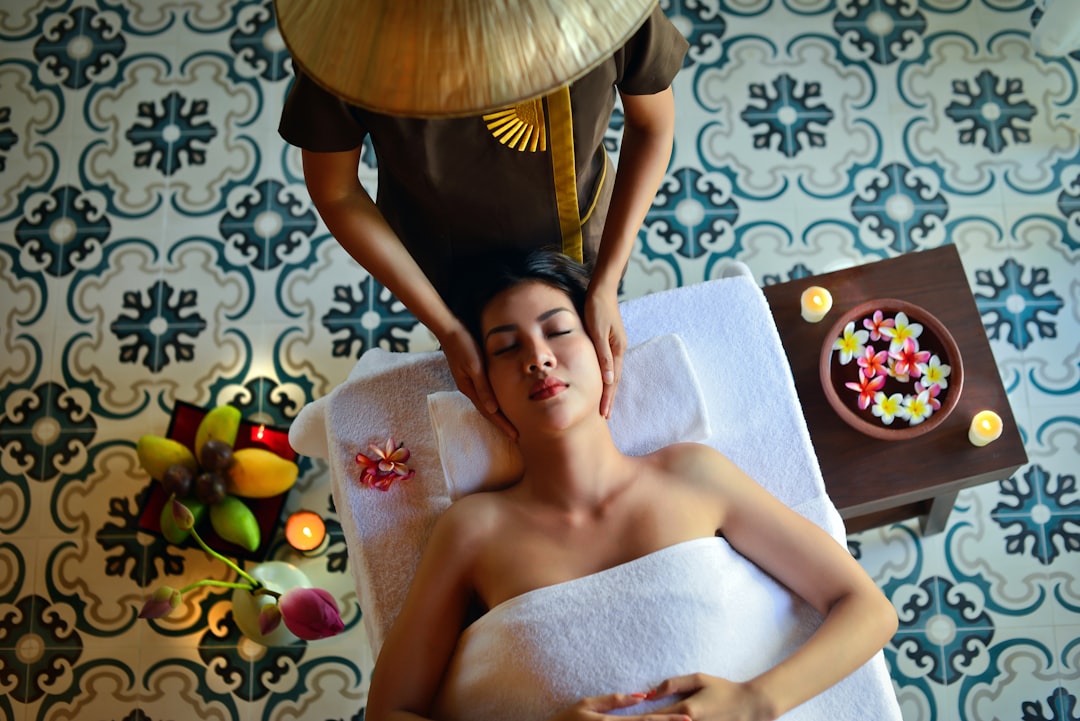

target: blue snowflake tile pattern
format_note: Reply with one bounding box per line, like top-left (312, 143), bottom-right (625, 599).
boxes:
top-left (228, 1), bottom-right (290, 82)
top-left (740, 73), bottom-right (835, 158)
top-left (0, 381), bottom-right (97, 483)
top-left (125, 91), bottom-right (218, 176)
top-left (218, 179), bottom-right (318, 271)
top-left (662, 0), bottom-right (726, 69)
top-left (945, 70), bottom-right (1037, 155)
top-left (991, 466), bottom-right (1080, 566)
top-left (973, 258), bottom-right (1065, 351)
top-left (322, 277), bottom-right (420, 358)
top-left (108, 280), bottom-right (208, 372)
top-left (644, 167), bottom-right (739, 261)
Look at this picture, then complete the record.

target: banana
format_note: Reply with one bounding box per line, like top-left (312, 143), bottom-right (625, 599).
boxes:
top-left (137, 435), bottom-right (199, 482)
top-left (209, 495), bottom-right (261, 551)
top-left (226, 447), bottom-right (299, 498)
top-left (193, 404), bottom-right (241, 461)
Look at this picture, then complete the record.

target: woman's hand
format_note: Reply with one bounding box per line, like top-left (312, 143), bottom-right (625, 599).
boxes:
top-left (584, 286), bottom-right (626, 419)
top-left (646, 674), bottom-right (776, 721)
top-left (548, 693), bottom-right (691, 721)
top-left (439, 325), bottom-right (517, 440)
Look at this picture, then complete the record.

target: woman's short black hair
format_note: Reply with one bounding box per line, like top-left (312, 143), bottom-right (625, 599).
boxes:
top-left (451, 248), bottom-right (592, 345)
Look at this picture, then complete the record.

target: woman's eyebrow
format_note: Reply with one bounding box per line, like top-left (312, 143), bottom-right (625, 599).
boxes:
top-left (484, 307), bottom-right (572, 340)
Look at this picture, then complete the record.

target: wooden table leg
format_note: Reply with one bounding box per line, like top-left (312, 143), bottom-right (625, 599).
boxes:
top-left (919, 490), bottom-right (960, 535)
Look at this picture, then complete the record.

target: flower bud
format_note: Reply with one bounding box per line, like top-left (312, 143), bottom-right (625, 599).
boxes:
top-left (171, 497), bottom-right (195, 531)
top-left (138, 586), bottom-right (182, 619)
top-left (278, 587), bottom-right (345, 640)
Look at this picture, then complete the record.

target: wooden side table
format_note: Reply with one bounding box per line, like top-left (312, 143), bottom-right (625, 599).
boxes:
top-left (761, 245), bottom-right (1028, 534)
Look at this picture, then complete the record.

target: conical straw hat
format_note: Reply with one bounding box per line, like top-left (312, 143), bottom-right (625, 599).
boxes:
top-left (273, 0), bottom-right (657, 117)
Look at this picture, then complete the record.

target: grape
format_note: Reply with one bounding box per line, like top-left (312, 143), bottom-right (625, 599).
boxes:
top-left (200, 439), bottom-right (236, 472)
top-left (162, 464), bottom-right (194, 498)
top-left (194, 471), bottom-right (228, 505)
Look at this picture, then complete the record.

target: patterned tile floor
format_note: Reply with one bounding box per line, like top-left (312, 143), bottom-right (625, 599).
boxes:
top-left (1, 1), bottom-right (1078, 720)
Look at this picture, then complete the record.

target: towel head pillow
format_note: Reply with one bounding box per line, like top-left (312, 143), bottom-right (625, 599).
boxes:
top-left (428, 333), bottom-right (711, 498)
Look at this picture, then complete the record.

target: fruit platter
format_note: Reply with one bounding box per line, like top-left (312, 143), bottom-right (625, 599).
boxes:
top-left (136, 401), bottom-right (299, 561)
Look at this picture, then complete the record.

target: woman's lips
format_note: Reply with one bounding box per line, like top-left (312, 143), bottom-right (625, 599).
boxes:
top-left (529, 377), bottom-right (567, 400)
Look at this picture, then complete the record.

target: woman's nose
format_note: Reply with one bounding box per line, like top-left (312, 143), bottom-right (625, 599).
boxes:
top-left (525, 340), bottom-right (556, 372)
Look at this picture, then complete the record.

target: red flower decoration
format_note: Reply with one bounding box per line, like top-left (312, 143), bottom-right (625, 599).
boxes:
top-left (356, 437), bottom-right (415, 491)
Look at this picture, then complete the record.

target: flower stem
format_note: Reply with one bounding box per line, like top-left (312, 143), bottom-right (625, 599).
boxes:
top-left (179, 579), bottom-right (255, 594)
top-left (188, 525), bottom-right (259, 587)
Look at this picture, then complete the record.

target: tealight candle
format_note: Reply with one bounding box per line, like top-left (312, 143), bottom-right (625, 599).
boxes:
top-left (968, 410), bottom-right (1003, 447)
top-left (285, 511), bottom-right (328, 556)
top-left (800, 286), bottom-right (833, 323)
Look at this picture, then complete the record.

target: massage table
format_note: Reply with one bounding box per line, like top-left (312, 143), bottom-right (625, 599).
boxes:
top-left (289, 264), bottom-right (902, 720)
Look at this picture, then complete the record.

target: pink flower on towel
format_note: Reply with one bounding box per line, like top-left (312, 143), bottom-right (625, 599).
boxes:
top-left (356, 437), bottom-right (415, 490)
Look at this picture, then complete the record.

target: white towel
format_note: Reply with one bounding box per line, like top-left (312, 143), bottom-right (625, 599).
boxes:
top-left (434, 537), bottom-right (901, 721)
top-left (428, 334), bottom-right (711, 498)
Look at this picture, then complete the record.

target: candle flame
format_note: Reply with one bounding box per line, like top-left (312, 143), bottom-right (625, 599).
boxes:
top-left (302, 527), bottom-right (312, 538)
top-left (256, 424), bottom-right (265, 440)
top-left (981, 420), bottom-right (992, 431)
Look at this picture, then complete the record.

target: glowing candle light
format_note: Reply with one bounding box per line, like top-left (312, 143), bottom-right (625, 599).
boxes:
top-left (968, 410), bottom-right (1003, 447)
top-left (255, 424), bottom-right (266, 441)
top-left (285, 511), bottom-right (328, 556)
top-left (800, 286), bottom-right (833, 323)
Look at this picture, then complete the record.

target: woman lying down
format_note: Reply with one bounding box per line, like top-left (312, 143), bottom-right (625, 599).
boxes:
top-left (366, 250), bottom-right (899, 721)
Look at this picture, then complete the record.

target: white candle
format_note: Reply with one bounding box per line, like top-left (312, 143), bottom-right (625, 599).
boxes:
top-left (800, 286), bottom-right (833, 323)
top-left (968, 410), bottom-right (1003, 446)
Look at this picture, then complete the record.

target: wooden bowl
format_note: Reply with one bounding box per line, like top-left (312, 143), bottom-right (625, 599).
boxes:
top-left (819, 298), bottom-right (963, 441)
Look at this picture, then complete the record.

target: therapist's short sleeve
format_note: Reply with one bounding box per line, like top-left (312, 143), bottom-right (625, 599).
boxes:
top-left (612, 4), bottom-right (689, 96)
top-left (278, 71), bottom-right (368, 152)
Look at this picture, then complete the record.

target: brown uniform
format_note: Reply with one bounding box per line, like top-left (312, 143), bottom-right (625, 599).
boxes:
top-left (279, 5), bottom-right (688, 299)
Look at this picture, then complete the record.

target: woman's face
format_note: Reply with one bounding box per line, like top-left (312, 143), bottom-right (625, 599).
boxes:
top-left (480, 281), bottom-right (602, 434)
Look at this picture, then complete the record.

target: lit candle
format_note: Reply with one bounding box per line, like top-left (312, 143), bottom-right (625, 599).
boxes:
top-left (285, 511), bottom-right (328, 556)
top-left (968, 410), bottom-right (1003, 447)
top-left (800, 286), bottom-right (833, 323)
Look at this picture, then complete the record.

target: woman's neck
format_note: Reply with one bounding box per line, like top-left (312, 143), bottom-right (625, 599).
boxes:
top-left (513, 416), bottom-right (633, 513)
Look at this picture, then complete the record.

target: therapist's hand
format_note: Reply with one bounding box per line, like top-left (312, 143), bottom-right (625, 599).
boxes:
top-left (585, 286), bottom-right (625, 419)
top-left (440, 325), bottom-right (517, 440)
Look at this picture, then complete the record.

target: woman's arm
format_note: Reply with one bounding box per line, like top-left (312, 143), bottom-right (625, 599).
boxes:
top-left (652, 449), bottom-right (898, 720)
top-left (301, 149), bottom-right (514, 438)
top-left (364, 505), bottom-right (484, 720)
top-left (587, 87), bottom-right (675, 418)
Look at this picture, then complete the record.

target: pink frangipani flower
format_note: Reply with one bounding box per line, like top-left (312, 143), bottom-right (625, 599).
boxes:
top-left (915, 381), bottom-right (943, 411)
top-left (845, 370), bottom-right (886, 410)
top-left (889, 337), bottom-right (931, 379)
top-left (862, 310), bottom-right (895, 342)
top-left (356, 437), bottom-right (415, 491)
top-left (857, 345), bottom-right (888, 378)
top-left (278, 587), bottom-right (345, 640)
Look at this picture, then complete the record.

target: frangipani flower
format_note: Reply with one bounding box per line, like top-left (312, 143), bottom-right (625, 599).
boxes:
top-left (915, 381), bottom-right (943, 411)
top-left (833, 322), bottom-right (869, 365)
top-left (880, 311), bottom-right (923, 352)
top-left (857, 345), bottom-right (888, 378)
top-left (871, 392), bottom-right (905, 425)
top-left (862, 310), bottom-right (895, 342)
top-left (889, 337), bottom-right (931, 379)
top-left (357, 437), bottom-right (415, 490)
top-left (902, 390), bottom-right (934, 425)
top-left (917, 354), bottom-right (951, 389)
top-left (845, 370), bottom-right (886, 410)
top-left (278, 587), bottom-right (345, 640)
